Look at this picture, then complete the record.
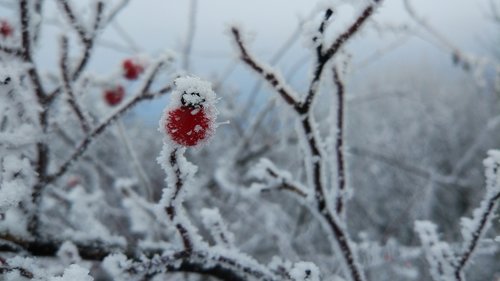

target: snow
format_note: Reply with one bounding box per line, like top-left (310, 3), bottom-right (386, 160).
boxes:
top-left (200, 208), bottom-right (235, 247)
top-left (102, 253), bottom-right (131, 280)
top-left (414, 221), bottom-right (454, 281)
top-left (57, 241), bottom-right (82, 264)
top-left (49, 264), bottom-right (93, 281)
top-left (168, 76), bottom-right (217, 109)
top-left (290, 261), bottom-right (320, 281)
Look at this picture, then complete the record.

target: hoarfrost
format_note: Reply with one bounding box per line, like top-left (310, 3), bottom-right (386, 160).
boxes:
top-left (49, 264), bottom-right (93, 281)
top-left (290, 261), bottom-right (320, 281)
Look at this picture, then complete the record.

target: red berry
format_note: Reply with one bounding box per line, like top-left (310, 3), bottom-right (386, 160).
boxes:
top-left (103, 85), bottom-right (125, 106)
top-left (165, 106), bottom-right (211, 146)
top-left (0, 20), bottom-right (13, 38)
top-left (122, 59), bottom-right (144, 80)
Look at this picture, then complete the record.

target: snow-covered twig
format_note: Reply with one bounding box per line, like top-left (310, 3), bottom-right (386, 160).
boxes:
top-left (332, 67), bottom-right (347, 214)
top-left (302, 4), bottom-right (377, 114)
top-left (230, 3), bottom-right (381, 280)
top-left (55, 0), bottom-right (105, 81)
top-left (45, 60), bottom-right (172, 185)
top-left (0, 257), bottom-right (33, 279)
top-left (416, 150), bottom-right (500, 281)
top-left (60, 36), bottom-right (91, 133)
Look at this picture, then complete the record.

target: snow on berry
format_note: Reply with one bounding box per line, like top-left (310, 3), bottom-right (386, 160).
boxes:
top-left (103, 85), bottom-right (125, 106)
top-left (122, 58), bottom-right (145, 80)
top-left (0, 20), bottom-right (13, 38)
top-left (161, 76), bottom-right (217, 147)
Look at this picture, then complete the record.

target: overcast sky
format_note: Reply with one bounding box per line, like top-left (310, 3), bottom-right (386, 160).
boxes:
top-left (1, 0), bottom-right (498, 122)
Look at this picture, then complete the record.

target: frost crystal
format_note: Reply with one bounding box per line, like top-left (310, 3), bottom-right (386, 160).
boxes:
top-left (49, 264), bottom-right (93, 281)
top-left (290, 262), bottom-right (320, 281)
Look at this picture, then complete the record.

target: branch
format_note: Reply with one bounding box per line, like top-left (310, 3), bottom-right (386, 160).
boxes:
top-left (333, 67), bottom-right (347, 214)
top-left (454, 192), bottom-right (500, 280)
top-left (156, 146), bottom-right (284, 281)
top-left (60, 36), bottom-right (91, 133)
top-left (251, 159), bottom-right (309, 198)
top-left (45, 61), bottom-right (171, 184)
top-left (230, 27), bottom-right (301, 111)
top-left (301, 4), bottom-right (376, 113)
top-left (0, 257), bottom-right (34, 279)
top-left (453, 152), bottom-right (500, 280)
top-left (48, 1), bottom-right (105, 102)
top-left (0, 235), bottom-right (268, 281)
top-left (163, 148), bottom-right (194, 252)
top-left (56, 0), bottom-right (87, 39)
top-left (0, 45), bottom-right (22, 56)
top-left (127, 249), bottom-right (281, 281)
top-left (229, 5), bottom-right (381, 280)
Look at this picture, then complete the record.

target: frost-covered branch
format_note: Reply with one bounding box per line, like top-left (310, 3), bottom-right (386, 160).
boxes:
top-left (46, 0), bottom-right (105, 102)
top-left (56, 0), bottom-right (105, 80)
top-left (333, 67), bottom-right (347, 214)
top-left (159, 147), bottom-right (196, 252)
top-left (60, 36), bottom-right (91, 133)
top-left (249, 158), bottom-right (308, 198)
top-left (453, 151), bottom-right (500, 280)
top-left (0, 45), bottom-right (22, 56)
top-left (230, 27), bottom-right (301, 110)
top-left (302, 3), bottom-right (377, 113)
top-left (46, 61), bottom-right (172, 184)
top-left (416, 150), bottom-right (500, 281)
top-left (0, 256), bottom-right (33, 279)
top-left (230, 4), bottom-right (382, 280)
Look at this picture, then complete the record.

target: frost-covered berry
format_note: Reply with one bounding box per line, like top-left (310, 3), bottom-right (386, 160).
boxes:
top-left (122, 58), bottom-right (144, 80)
top-left (162, 76), bottom-right (217, 147)
top-left (0, 20), bottom-right (13, 38)
top-left (166, 106), bottom-right (210, 146)
top-left (103, 85), bottom-right (125, 106)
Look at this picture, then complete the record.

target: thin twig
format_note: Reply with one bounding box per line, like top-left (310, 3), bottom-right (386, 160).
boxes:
top-left (45, 62), bottom-right (171, 184)
top-left (262, 168), bottom-right (308, 198)
top-left (164, 149), bottom-right (193, 252)
top-left (453, 191), bottom-right (500, 280)
top-left (60, 36), bottom-right (91, 133)
top-left (231, 27), bottom-right (300, 110)
top-left (333, 67), bottom-right (346, 214)
top-left (301, 5), bottom-right (375, 114)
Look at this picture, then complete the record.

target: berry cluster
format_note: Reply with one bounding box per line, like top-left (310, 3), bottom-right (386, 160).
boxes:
top-left (102, 58), bottom-right (145, 106)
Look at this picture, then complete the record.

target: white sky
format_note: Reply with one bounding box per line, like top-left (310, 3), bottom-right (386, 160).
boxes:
top-left (1, 0), bottom-right (498, 122)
